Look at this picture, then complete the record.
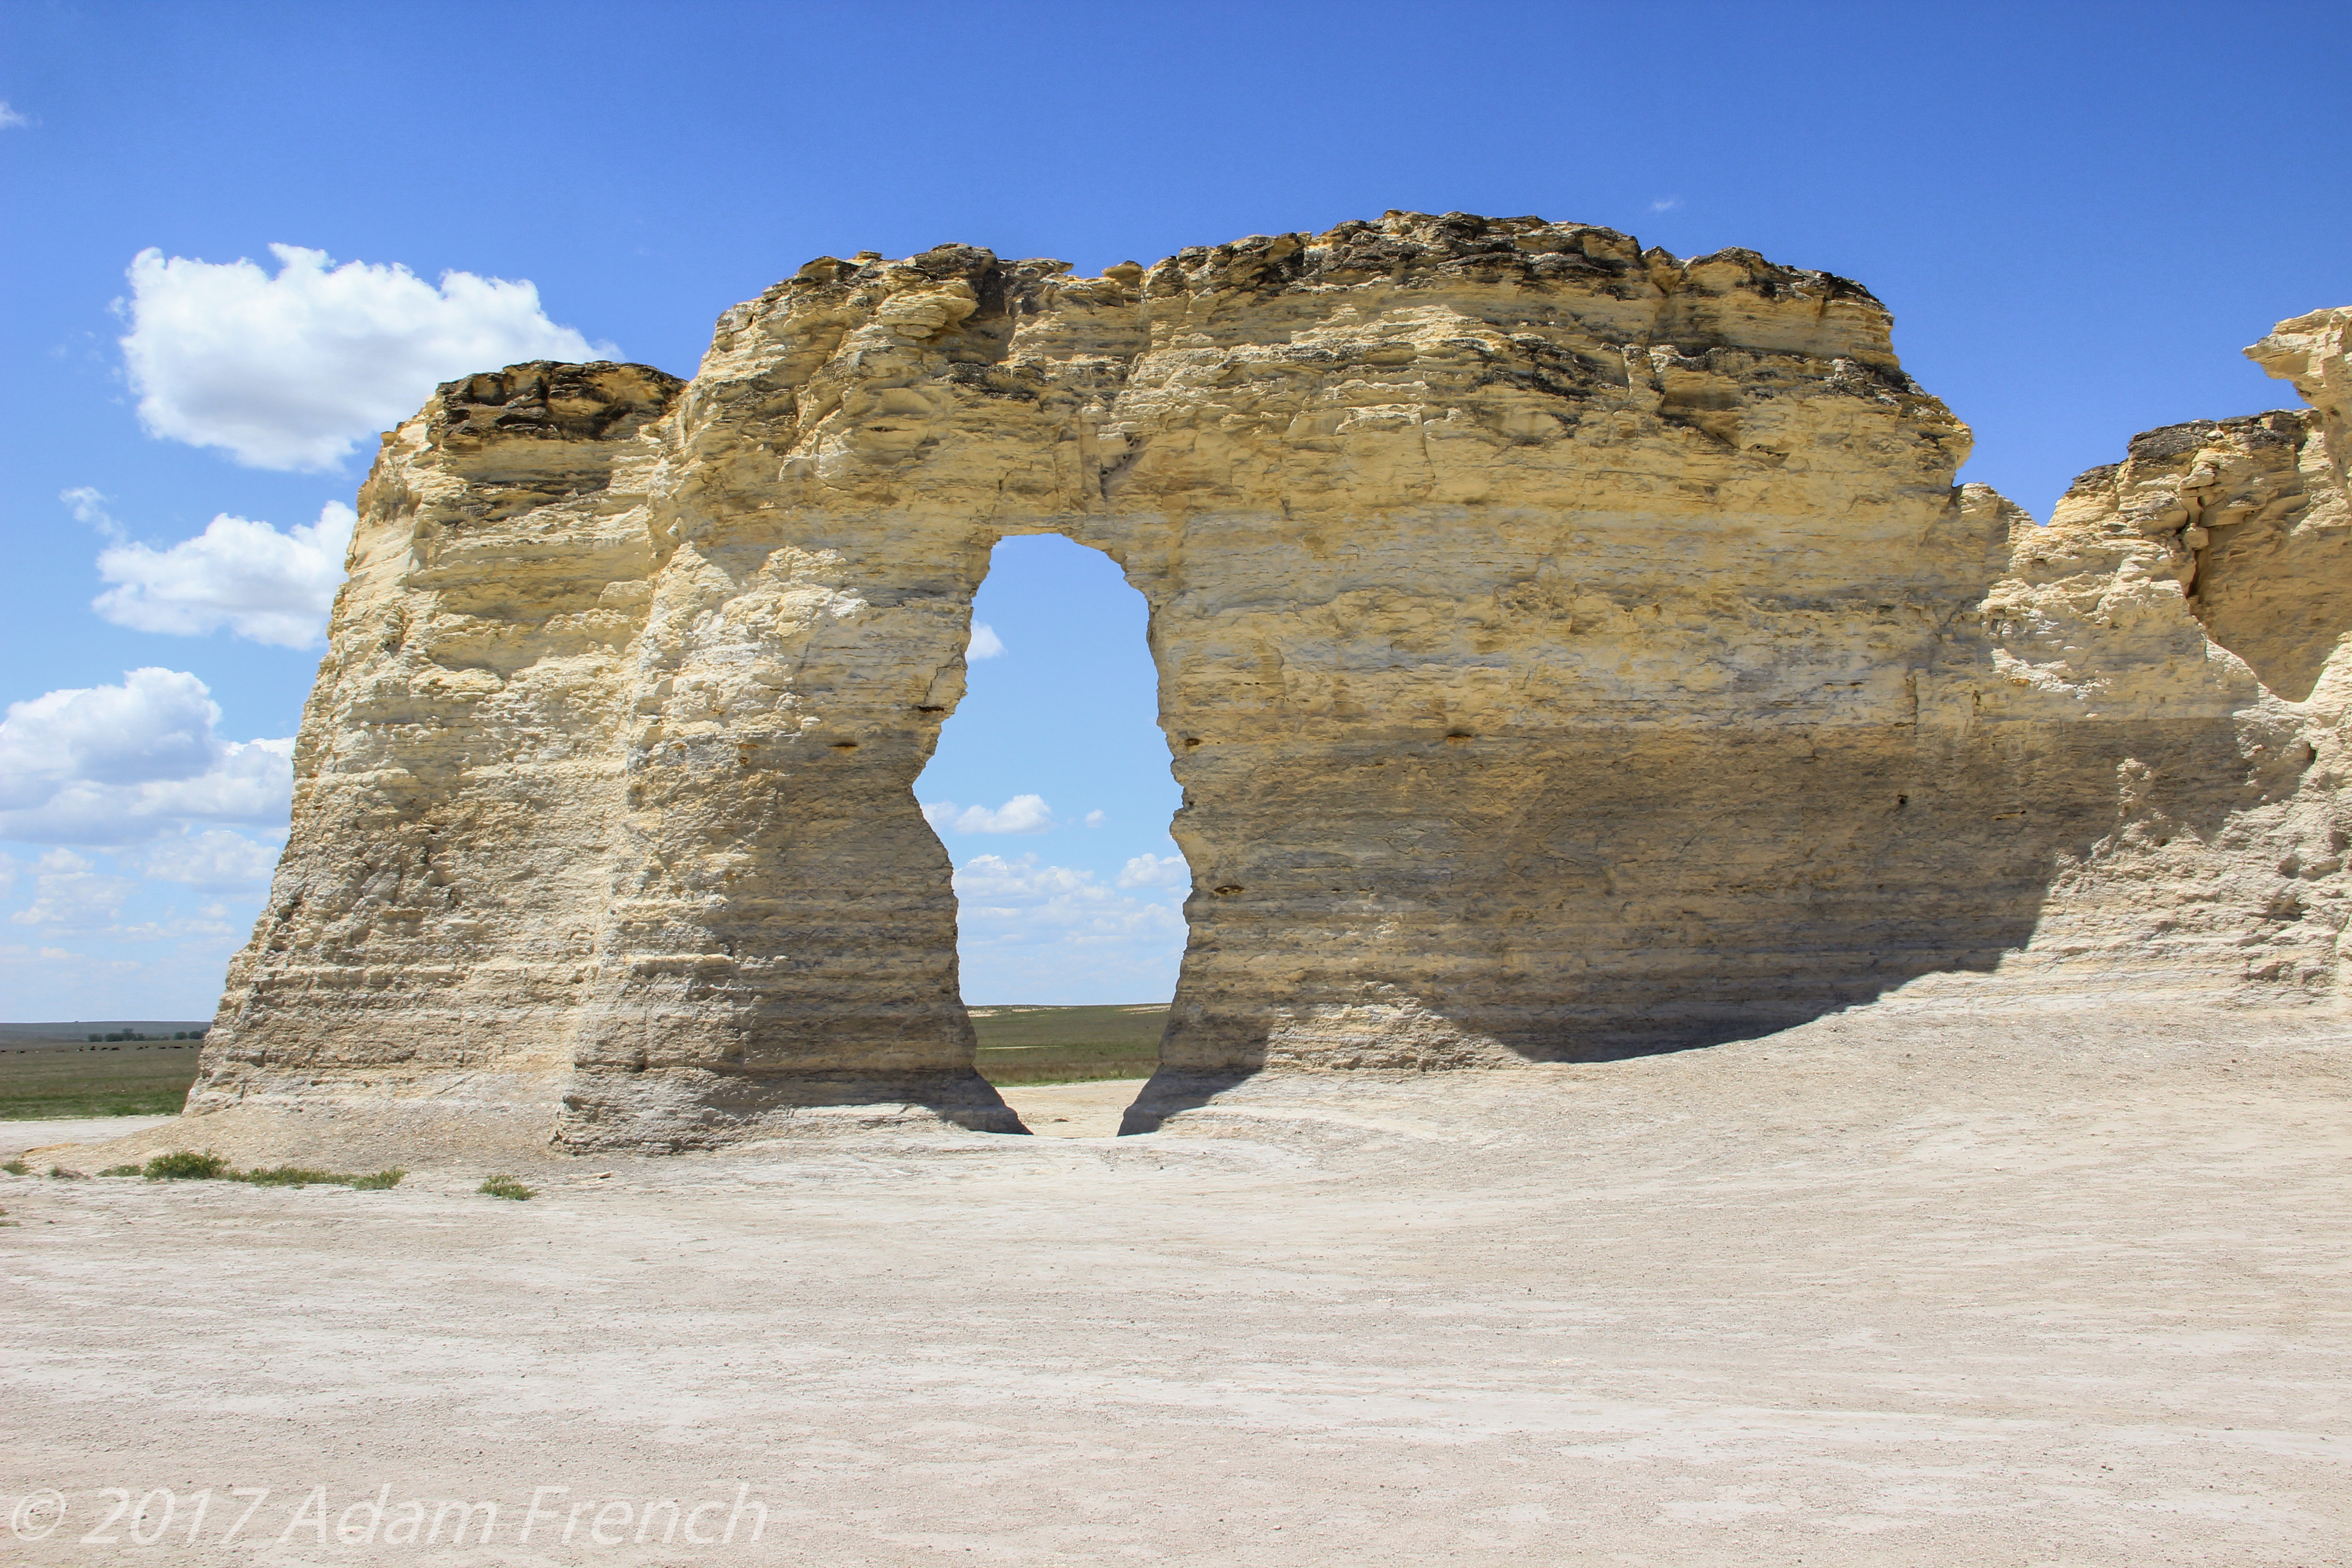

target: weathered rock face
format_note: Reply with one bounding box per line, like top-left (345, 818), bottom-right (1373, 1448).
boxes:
top-left (1968, 307), bottom-right (2352, 1009)
top-left (186, 213), bottom-right (2352, 1150)
top-left (188, 363), bottom-right (692, 1146)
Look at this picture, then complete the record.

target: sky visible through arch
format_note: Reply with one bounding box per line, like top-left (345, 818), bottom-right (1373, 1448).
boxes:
top-left (0, 0), bottom-right (2347, 1017)
top-left (916, 537), bottom-right (1186, 1005)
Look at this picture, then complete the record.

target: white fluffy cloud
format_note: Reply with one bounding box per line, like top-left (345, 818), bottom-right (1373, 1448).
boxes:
top-left (968, 622), bottom-right (1006, 659)
top-left (0, 669), bottom-right (294, 844)
top-left (121, 243), bottom-right (614, 470)
top-left (9, 850), bottom-right (134, 931)
top-left (953, 853), bottom-right (1187, 940)
top-left (951, 851), bottom-right (1186, 1003)
top-left (138, 828), bottom-right (281, 886)
top-left (923, 793), bottom-right (1055, 834)
top-left (1116, 851), bottom-right (1190, 888)
top-left (0, 675), bottom-right (281, 1010)
top-left (85, 497), bottom-right (355, 647)
top-left (0, 102), bottom-right (28, 129)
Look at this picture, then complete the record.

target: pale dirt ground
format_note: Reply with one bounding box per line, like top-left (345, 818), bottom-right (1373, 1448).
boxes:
top-left (0, 1115), bottom-right (175, 1161)
top-left (996, 1079), bottom-right (1143, 1140)
top-left (1, 1005), bottom-right (2347, 1567)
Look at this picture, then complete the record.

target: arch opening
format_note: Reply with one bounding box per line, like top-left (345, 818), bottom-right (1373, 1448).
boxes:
top-left (916, 533), bottom-right (1187, 1135)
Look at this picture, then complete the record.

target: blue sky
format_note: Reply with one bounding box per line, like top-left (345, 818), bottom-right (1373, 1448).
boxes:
top-left (1, 0), bottom-right (2346, 1017)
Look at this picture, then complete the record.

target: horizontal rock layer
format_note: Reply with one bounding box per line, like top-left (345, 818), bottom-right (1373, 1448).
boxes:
top-left (185, 214), bottom-right (2352, 1149)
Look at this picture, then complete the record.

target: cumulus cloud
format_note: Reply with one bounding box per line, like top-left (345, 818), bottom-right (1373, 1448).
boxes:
top-left (0, 668), bottom-right (221, 795)
top-left (922, 793), bottom-right (1055, 834)
top-left (87, 498), bottom-right (354, 647)
top-left (10, 850), bottom-right (134, 931)
top-left (1116, 851), bottom-right (1189, 889)
top-left (138, 828), bottom-right (281, 886)
top-left (967, 622), bottom-right (1006, 659)
top-left (953, 853), bottom-right (1187, 938)
top-left (0, 669), bottom-right (294, 843)
top-left (62, 486), bottom-right (122, 539)
top-left (951, 851), bottom-right (1186, 1002)
top-left (121, 243), bottom-right (614, 470)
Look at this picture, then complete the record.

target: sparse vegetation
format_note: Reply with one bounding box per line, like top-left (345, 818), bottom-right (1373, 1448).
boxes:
top-left (49, 1167), bottom-right (85, 1180)
top-left (0, 1158), bottom-right (28, 1176)
top-left (970, 1003), bottom-right (1166, 1085)
top-left (143, 1151), bottom-right (233, 1180)
top-left (237, 1165), bottom-right (348, 1187)
top-left (78, 1152), bottom-right (407, 1189)
top-left (478, 1174), bottom-right (534, 1201)
top-left (240, 1164), bottom-right (404, 1189)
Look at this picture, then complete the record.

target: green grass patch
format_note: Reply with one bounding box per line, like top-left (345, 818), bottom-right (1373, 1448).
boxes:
top-left (478, 1174), bottom-right (533, 1200)
top-left (81, 1151), bottom-right (403, 1189)
top-left (240, 1165), bottom-right (404, 1189)
top-left (233, 1165), bottom-right (340, 1186)
top-left (143, 1150), bottom-right (232, 1180)
top-left (970, 1003), bottom-right (1165, 1085)
top-left (0, 1041), bottom-right (201, 1119)
top-left (0, 1158), bottom-right (27, 1176)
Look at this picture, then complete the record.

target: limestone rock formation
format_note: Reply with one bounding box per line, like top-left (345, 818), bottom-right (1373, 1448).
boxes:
top-left (181, 212), bottom-right (2352, 1151)
top-left (1971, 306), bottom-right (2352, 1006)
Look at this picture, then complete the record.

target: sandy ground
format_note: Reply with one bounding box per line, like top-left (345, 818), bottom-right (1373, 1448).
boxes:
top-left (0, 1114), bottom-right (176, 1161)
top-left (997, 1078), bottom-right (1145, 1139)
top-left (1, 1006), bottom-right (2347, 1567)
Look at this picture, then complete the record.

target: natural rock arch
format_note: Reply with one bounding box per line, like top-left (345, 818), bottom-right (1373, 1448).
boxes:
top-left (186, 215), bottom-right (2352, 1152)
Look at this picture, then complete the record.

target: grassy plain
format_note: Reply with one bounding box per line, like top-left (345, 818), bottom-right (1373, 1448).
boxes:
top-left (0, 1043), bottom-right (202, 1120)
top-left (971, 1004), bottom-right (1166, 1084)
top-left (0, 1006), bottom-right (1166, 1118)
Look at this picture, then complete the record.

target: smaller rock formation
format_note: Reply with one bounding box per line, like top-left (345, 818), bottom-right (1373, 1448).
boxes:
top-left (1959, 308), bottom-right (2352, 1009)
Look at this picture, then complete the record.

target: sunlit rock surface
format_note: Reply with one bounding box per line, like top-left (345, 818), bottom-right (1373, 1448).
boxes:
top-left (184, 214), bottom-right (2352, 1150)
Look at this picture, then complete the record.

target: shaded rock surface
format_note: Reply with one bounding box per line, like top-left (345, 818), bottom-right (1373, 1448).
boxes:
top-left (182, 212), bottom-right (2352, 1151)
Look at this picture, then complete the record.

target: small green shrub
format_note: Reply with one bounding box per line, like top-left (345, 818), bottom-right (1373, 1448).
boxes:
top-left (236, 1164), bottom-right (406, 1188)
top-left (142, 1151), bottom-right (232, 1180)
top-left (98, 1164), bottom-right (142, 1177)
top-left (237, 1165), bottom-right (336, 1187)
top-left (478, 1174), bottom-right (533, 1201)
top-left (0, 1158), bottom-right (28, 1176)
top-left (48, 1166), bottom-right (85, 1180)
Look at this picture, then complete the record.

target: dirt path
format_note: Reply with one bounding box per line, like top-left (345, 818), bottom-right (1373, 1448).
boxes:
top-left (1, 1009), bottom-right (2346, 1565)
